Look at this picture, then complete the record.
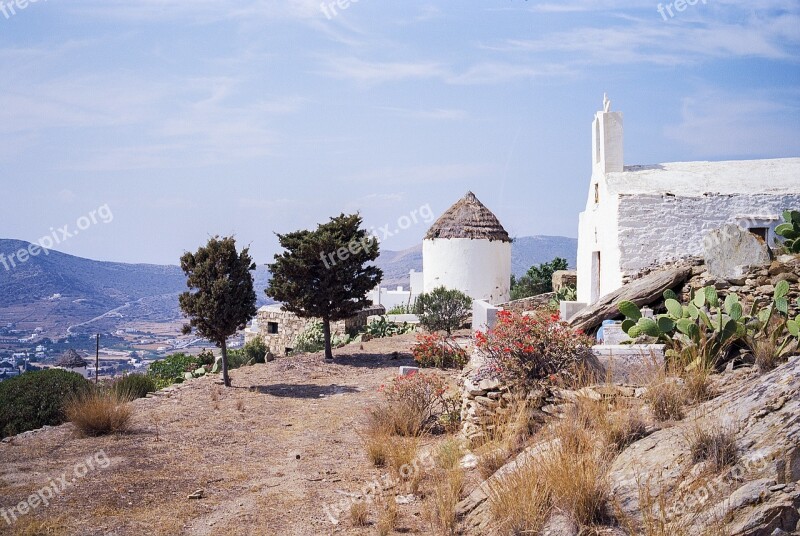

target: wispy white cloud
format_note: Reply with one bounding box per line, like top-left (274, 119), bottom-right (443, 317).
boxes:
top-left (663, 90), bottom-right (800, 157)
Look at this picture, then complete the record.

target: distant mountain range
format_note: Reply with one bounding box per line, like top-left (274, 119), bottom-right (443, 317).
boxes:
top-left (0, 235), bottom-right (576, 335)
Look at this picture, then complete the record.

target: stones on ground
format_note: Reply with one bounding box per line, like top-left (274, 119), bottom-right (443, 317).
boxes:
top-left (188, 489), bottom-right (204, 499)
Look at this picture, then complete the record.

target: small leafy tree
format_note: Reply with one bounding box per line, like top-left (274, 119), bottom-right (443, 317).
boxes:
top-left (179, 236), bottom-right (257, 387)
top-left (510, 257), bottom-right (569, 300)
top-left (414, 286), bottom-right (472, 334)
top-left (266, 213), bottom-right (382, 360)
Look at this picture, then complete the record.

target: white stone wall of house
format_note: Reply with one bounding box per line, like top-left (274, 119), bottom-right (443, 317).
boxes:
top-left (616, 193), bottom-right (800, 278)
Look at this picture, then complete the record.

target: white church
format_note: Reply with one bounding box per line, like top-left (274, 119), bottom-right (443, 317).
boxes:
top-left (576, 95), bottom-right (800, 305)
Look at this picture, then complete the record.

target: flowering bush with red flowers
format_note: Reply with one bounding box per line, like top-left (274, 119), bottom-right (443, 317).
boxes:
top-left (474, 310), bottom-right (596, 387)
top-left (411, 333), bottom-right (469, 369)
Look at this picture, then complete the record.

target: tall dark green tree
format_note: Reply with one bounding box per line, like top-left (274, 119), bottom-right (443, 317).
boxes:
top-left (266, 213), bottom-right (382, 360)
top-left (179, 236), bottom-right (257, 387)
top-left (510, 257), bottom-right (569, 300)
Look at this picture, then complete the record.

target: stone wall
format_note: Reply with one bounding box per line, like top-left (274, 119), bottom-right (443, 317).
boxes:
top-left (680, 256), bottom-right (800, 317)
top-left (251, 305), bottom-right (385, 356)
top-left (499, 293), bottom-right (554, 314)
top-left (616, 193), bottom-right (800, 278)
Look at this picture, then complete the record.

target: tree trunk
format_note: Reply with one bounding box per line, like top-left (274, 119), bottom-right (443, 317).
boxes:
top-left (221, 338), bottom-right (231, 387)
top-left (322, 318), bottom-right (333, 361)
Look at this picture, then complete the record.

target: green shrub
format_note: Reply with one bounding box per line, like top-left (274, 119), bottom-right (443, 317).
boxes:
top-left (0, 369), bottom-right (90, 438)
top-left (147, 353), bottom-right (199, 386)
top-left (364, 316), bottom-right (415, 338)
top-left (225, 337), bottom-right (268, 369)
top-left (292, 322), bottom-right (353, 354)
top-left (112, 373), bottom-right (156, 400)
top-left (196, 350), bottom-right (215, 366)
top-left (414, 287), bottom-right (473, 334)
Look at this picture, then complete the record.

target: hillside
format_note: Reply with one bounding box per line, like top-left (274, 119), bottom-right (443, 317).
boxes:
top-left (0, 235), bottom-right (575, 335)
top-left (375, 235), bottom-right (577, 287)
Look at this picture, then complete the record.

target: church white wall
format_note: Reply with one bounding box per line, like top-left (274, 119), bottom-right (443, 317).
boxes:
top-left (616, 193), bottom-right (800, 276)
top-left (577, 175), bottom-right (623, 304)
top-left (423, 238), bottom-right (511, 305)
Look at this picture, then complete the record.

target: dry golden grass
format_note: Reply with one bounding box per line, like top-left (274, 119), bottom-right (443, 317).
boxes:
top-left (488, 460), bottom-right (551, 536)
top-left (476, 443), bottom-right (510, 480)
top-left (474, 396), bottom-right (539, 479)
top-left (376, 495), bottom-right (399, 536)
top-left (64, 389), bottom-right (133, 437)
top-left (753, 336), bottom-right (784, 373)
top-left (687, 423), bottom-right (738, 471)
top-left (368, 400), bottom-right (427, 438)
top-left (12, 516), bottom-right (71, 536)
top-left (684, 364), bottom-right (715, 403)
top-left (645, 375), bottom-right (686, 421)
top-left (602, 406), bottom-right (648, 452)
top-left (542, 419), bottom-right (611, 525)
top-left (349, 501), bottom-right (369, 527)
top-left (387, 436), bottom-right (419, 475)
top-left (425, 468), bottom-right (464, 535)
top-left (363, 430), bottom-right (390, 467)
top-left (435, 438), bottom-right (463, 471)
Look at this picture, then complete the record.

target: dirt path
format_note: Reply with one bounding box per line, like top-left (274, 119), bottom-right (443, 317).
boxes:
top-left (0, 333), bottom-right (457, 536)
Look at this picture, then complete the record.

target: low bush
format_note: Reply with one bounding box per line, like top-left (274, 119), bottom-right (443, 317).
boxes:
top-left (292, 322), bottom-right (353, 354)
top-left (227, 338), bottom-right (269, 369)
top-left (0, 369), bottom-right (90, 438)
top-left (112, 373), bottom-right (156, 400)
top-left (412, 333), bottom-right (468, 369)
top-left (147, 353), bottom-right (199, 386)
top-left (475, 310), bottom-right (598, 388)
top-left (414, 286), bottom-right (472, 334)
top-left (371, 372), bottom-right (449, 436)
top-left (364, 316), bottom-right (415, 338)
top-left (65, 389), bottom-right (133, 437)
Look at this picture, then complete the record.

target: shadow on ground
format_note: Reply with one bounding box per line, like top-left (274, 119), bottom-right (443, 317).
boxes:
top-left (253, 383), bottom-right (360, 399)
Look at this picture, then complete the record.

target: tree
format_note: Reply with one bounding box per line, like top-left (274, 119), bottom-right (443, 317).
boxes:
top-left (266, 213), bottom-right (382, 360)
top-left (414, 286), bottom-right (473, 334)
top-left (179, 236), bottom-right (257, 387)
top-left (510, 257), bottom-right (569, 300)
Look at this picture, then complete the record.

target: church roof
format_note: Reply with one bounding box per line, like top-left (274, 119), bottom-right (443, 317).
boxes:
top-left (425, 192), bottom-right (511, 242)
top-left (605, 158), bottom-right (800, 197)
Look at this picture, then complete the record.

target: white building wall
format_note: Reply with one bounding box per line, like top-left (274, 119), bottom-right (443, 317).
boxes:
top-left (616, 193), bottom-right (800, 276)
top-left (577, 175), bottom-right (623, 304)
top-left (423, 238), bottom-right (511, 305)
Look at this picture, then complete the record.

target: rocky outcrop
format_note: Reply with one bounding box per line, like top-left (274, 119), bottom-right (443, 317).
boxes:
top-left (458, 357), bottom-right (800, 535)
top-left (610, 356), bottom-right (800, 535)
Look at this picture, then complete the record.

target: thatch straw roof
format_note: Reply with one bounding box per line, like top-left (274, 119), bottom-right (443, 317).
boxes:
top-left (57, 349), bottom-right (88, 368)
top-left (425, 192), bottom-right (511, 242)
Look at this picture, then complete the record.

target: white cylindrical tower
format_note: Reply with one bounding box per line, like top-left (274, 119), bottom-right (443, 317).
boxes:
top-left (423, 192), bottom-right (512, 305)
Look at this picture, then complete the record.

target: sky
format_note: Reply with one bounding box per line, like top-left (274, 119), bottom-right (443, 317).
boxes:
top-left (0, 0), bottom-right (798, 266)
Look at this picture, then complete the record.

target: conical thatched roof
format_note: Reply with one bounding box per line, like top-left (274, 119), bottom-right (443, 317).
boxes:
top-left (425, 191), bottom-right (511, 242)
top-left (58, 349), bottom-right (88, 368)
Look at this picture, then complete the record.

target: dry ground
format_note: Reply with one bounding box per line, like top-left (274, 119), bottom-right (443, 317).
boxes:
top-left (0, 333), bottom-right (462, 536)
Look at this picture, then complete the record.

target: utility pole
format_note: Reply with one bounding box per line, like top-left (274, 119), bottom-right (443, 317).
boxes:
top-left (95, 334), bottom-right (100, 384)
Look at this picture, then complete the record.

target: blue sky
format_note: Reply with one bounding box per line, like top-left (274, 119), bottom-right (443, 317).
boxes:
top-left (1, 0), bottom-right (798, 265)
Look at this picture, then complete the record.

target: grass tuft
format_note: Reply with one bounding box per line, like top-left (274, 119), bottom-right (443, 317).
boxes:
top-left (65, 389), bottom-right (132, 437)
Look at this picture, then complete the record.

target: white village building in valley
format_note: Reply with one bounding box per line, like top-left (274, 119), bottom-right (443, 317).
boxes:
top-left (577, 95), bottom-right (800, 305)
